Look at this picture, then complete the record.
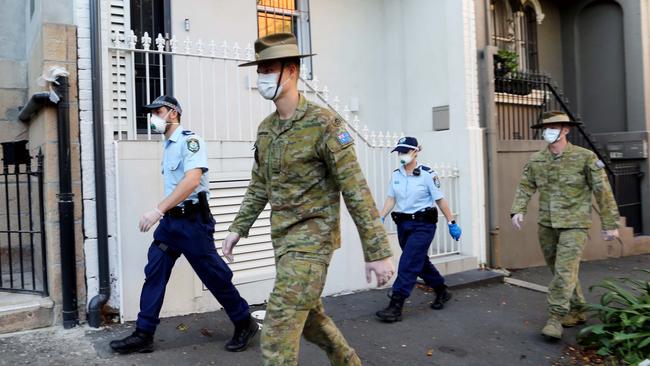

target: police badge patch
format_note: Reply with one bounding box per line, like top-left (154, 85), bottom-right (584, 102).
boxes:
top-left (187, 138), bottom-right (200, 153)
top-left (433, 175), bottom-right (441, 189)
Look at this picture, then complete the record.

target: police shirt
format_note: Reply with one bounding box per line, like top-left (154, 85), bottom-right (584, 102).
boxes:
top-left (162, 126), bottom-right (210, 204)
top-left (388, 165), bottom-right (444, 214)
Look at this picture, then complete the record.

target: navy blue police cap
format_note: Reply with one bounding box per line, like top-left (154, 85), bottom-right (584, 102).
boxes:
top-left (391, 136), bottom-right (419, 153)
top-left (142, 95), bottom-right (183, 115)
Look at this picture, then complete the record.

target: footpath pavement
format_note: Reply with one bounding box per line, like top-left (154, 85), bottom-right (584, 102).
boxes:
top-left (0, 254), bottom-right (647, 366)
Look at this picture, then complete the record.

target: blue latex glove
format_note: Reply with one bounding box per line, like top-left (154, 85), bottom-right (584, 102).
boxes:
top-left (448, 222), bottom-right (462, 241)
top-left (381, 216), bottom-right (385, 224)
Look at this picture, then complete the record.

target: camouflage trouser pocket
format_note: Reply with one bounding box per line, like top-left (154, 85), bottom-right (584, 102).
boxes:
top-left (268, 252), bottom-right (328, 311)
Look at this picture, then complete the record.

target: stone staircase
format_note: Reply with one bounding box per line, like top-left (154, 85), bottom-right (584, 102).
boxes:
top-left (582, 210), bottom-right (650, 261)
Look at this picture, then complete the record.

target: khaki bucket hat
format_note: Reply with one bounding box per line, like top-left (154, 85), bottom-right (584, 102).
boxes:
top-left (239, 32), bottom-right (315, 67)
top-left (531, 110), bottom-right (583, 129)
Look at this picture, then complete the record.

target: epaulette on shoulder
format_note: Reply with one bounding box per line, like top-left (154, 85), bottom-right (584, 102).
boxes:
top-left (418, 165), bottom-right (432, 173)
top-left (181, 130), bottom-right (195, 136)
top-left (393, 168), bottom-right (400, 172)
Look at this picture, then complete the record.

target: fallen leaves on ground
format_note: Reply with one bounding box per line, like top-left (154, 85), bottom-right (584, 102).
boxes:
top-left (176, 323), bottom-right (189, 332)
top-left (200, 328), bottom-right (213, 337)
top-left (551, 345), bottom-right (621, 366)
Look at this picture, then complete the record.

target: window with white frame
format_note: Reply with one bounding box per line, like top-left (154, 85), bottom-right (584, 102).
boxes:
top-left (257, 0), bottom-right (313, 79)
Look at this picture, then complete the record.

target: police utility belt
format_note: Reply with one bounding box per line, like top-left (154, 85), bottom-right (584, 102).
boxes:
top-left (391, 207), bottom-right (438, 225)
top-left (164, 191), bottom-right (211, 222)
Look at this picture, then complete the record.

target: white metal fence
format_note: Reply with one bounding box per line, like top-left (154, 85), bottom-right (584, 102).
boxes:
top-left (108, 31), bottom-right (460, 257)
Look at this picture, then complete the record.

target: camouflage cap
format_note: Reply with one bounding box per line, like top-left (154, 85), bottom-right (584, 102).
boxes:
top-left (239, 33), bottom-right (315, 67)
top-left (531, 110), bottom-right (582, 129)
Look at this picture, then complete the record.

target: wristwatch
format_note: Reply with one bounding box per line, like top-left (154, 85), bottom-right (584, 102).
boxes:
top-left (448, 220), bottom-right (456, 225)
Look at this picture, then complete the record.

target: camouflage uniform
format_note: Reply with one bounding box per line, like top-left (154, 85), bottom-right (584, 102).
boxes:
top-left (511, 143), bottom-right (619, 316)
top-left (229, 94), bottom-right (392, 365)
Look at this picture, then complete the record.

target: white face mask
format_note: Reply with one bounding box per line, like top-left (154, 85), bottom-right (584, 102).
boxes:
top-left (542, 128), bottom-right (562, 144)
top-left (149, 111), bottom-right (171, 134)
top-left (399, 153), bottom-right (414, 165)
top-left (257, 72), bottom-right (289, 100)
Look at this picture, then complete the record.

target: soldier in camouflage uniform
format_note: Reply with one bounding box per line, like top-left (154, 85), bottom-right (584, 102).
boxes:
top-left (223, 33), bottom-right (395, 365)
top-left (511, 111), bottom-right (620, 339)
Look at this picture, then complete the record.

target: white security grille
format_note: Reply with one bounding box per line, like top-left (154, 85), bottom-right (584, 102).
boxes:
top-left (210, 179), bottom-right (275, 285)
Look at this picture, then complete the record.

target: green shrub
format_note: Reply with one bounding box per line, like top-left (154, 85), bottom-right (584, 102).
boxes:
top-left (494, 49), bottom-right (519, 77)
top-left (578, 270), bottom-right (650, 365)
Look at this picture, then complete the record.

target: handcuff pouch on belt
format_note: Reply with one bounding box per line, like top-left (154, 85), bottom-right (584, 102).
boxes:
top-left (391, 207), bottom-right (438, 225)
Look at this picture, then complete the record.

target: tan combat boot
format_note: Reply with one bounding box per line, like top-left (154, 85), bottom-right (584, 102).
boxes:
top-left (541, 316), bottom-right (563, 339)
top-left (561, 309), bottom-right (587, 328)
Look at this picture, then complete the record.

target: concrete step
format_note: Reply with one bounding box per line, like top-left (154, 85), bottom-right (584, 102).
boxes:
top-left (445, 269), bottom-right (505, 289)
top-left (416, 255), bottom-right (504, 289)
top-left (417, 268), bottom-right (505, 290)
top-left (430, 254), bottom-right (479, 276)
top-left (0, 292), bottom-right (54, 334)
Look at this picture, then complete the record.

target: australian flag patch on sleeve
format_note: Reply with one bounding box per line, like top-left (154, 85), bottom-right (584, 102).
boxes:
top-left (337, 131), bottom-right (352, 145)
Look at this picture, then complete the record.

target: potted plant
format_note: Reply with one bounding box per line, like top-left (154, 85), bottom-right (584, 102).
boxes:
top-left (494, 49), bottom-right (533, 95)
top-left (494, 49), bottom-right (518, 78)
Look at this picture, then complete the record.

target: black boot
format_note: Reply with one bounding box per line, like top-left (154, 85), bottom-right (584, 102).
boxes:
top-left (109, 329), bottom-right (154, 354)
top-left (375, 293), bottom-right (406, 323)
top-left (225, 316), bottom-right (258, 352)
top-left (431, 286), bottom-right (452, 310)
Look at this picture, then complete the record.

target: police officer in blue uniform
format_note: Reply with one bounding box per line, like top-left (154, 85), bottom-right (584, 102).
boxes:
top-left (110, 96), bottom-right (257, 354)
top-left (375, 137), bottom-right (462, 323)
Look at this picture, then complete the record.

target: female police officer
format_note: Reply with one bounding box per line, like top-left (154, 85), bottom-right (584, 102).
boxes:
top-left (375, 137), bottom-right (462, 323)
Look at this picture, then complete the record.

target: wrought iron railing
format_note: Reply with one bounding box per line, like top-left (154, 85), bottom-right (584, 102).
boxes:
top-left (495, 72), bottom-right (614, 176)
top-left (0, 151), bottom-right (48, 295)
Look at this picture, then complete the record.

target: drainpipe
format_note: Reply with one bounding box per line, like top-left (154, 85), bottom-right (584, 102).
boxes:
top-left (18, 78), bottom-right (79, 329)
top-left (52, 76), bottom-right (79, 329)
top-left (18, 92), bottom-right (55, 122)
top-left (87, 0), bottom-right (111, 328)
top-left (482, 0), bottom-right (500, 268)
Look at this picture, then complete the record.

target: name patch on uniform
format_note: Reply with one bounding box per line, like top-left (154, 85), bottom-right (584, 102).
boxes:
top-left (187, 137), bottom-right (200, 153)
top-left (595, 160), bottom-right (605, 169)
top-left (337, 132), bottom-right (352, 145)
